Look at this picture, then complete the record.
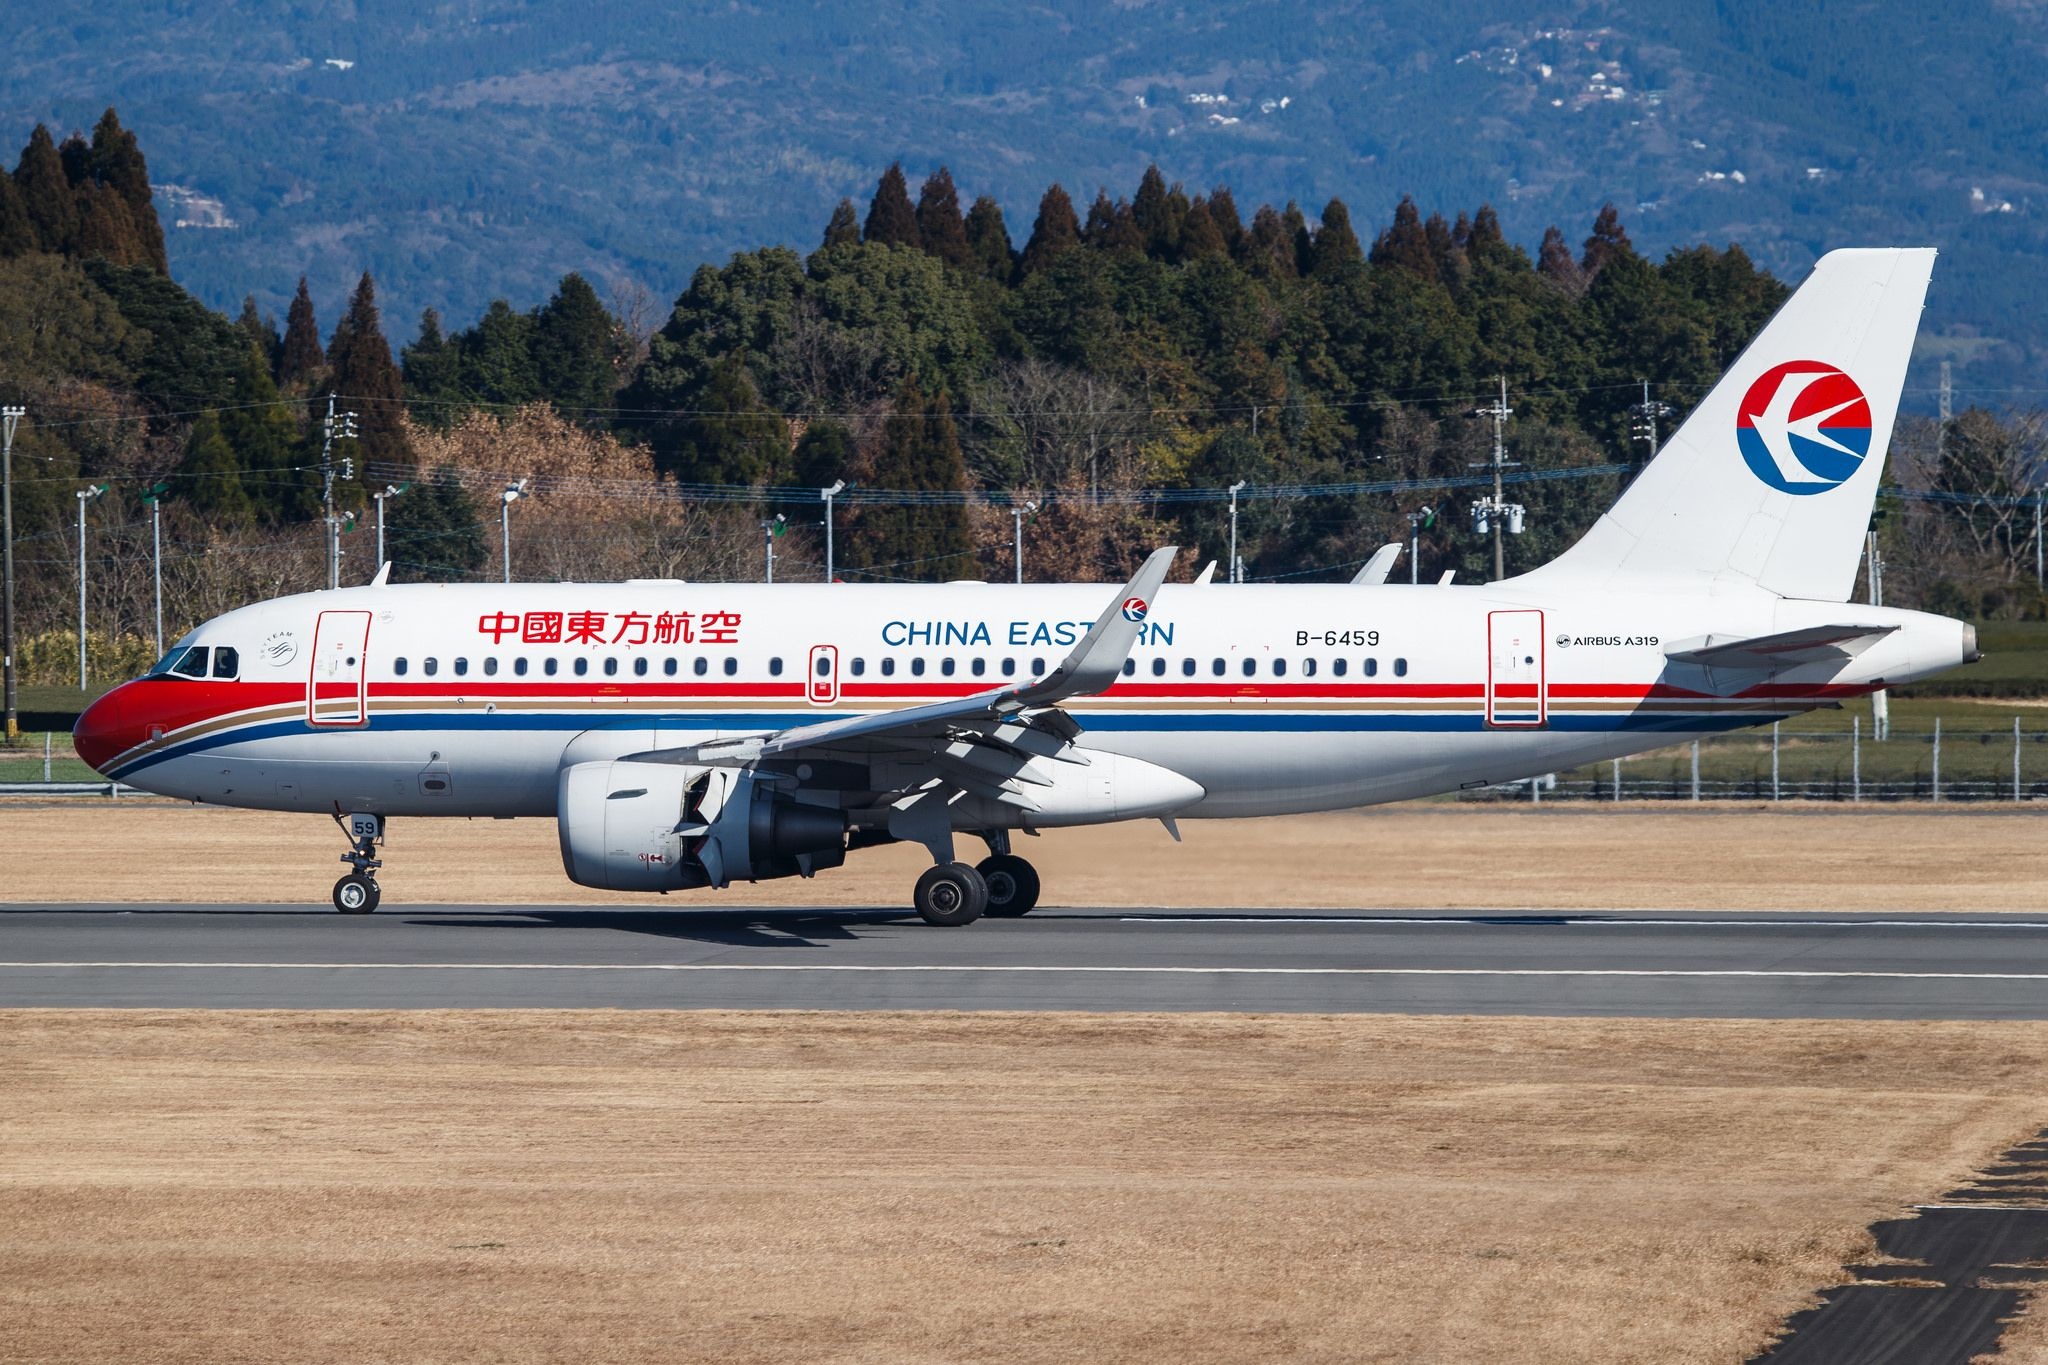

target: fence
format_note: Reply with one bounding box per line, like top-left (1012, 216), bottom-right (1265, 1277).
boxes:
top-left (1476, 718), bottom-right (2048, 803)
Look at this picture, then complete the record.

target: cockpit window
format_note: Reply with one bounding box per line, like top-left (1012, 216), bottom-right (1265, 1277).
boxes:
top-left (211, 647), bottom-right (239, 679)
top-left (171, 647), bottom-right (211, 679)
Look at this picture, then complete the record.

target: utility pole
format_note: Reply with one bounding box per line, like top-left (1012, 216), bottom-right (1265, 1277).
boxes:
top-left (1227, 480), bottom-right (1247, 584)
top-left (142, 481), bottom-right (169, 657)
top-left (820, 479), bottom-right (845, 582)
top-left (320, 395), bottom-right (358, 591)
top-left (372, 483), bottom-right (407, 571)
top-left (1405, 506), bottom-right (1436, 585)
top-left (75, 483), bottom-right (106, 688)
top-left (1937, 359), bottom-right (1952, 467)
top-left (1469, 376), bottom-right (1522, 582)
top-left (1, 405), bottom-right (22, 741)
top-left (1627, 379), bottom-right (1674, 471)
top-left (1868, 527), bottom-right (1889, 741)
top-left (761, 514), bottom-right (784, 583)
top-left (499, 479), bottom-right (528, 584)
top-left (1011, 500), bottom-right (1038, 584)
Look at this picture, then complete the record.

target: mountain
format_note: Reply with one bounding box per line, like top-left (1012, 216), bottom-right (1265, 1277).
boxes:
top-left (9, 1), bottom-right (2047, 408)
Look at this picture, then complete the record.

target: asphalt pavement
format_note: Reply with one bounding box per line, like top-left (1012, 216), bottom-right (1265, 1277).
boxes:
top-left (5, 903), bottom-right (2048, 1015)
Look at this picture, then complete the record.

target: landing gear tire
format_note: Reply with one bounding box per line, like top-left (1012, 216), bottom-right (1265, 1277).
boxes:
top-left (333, 873), bottom-right (380, 915)
top-left (914, 862), bottom-right (988, 927)
top-left (977, 854), bottom-right (1041, 917)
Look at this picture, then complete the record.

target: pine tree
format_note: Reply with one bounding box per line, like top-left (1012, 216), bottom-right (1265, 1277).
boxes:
top-left (1180, 196), bottom-right (1227, 260)
top-left (1131, 165), bottom-right (1172, 256)
top-left (219, 342), bottom-right (309, 522)
top-left (1281, 202), bottom-right (1314, 275)
top-left (1083, 191), bottom-right (1142, 253)
top-left (1537, 225), bottom-right (1586, 295)
top-left (790, 418), bottom-right (854, 490)
top-left (0, 174), bottom-right (32, 256)
top-left (821, 198), bottom-right (860, 250)
top-left (1309, 197), bottom-right (1363, 278)
top-left (456, 299), bottom-right (539, 408)
top-left (1019, 184), bottom-right (1082, 275)
top-left (322, 272), bottom-right (413, 485)
top-left (401, 308), bottom-right (461, 419)
top-left (58, 133), bottom-right (92, 188)
top-left (87, 109), bottom-right (167, 273)
top-left (667, 354), bottom-right (783, 485)
top-left (278, 276), bottom-right (324, 385)
top-left (1239, 204), bottom-right (1298, 278)
top-left (847, 378), bottom-right (974, 579)
top-left (384, 472), bottom-right (486, 583)
top-left (1369, 196), bottom-right (1435, 278)
top-left (1207, 186), bottom-right (1245, 251)
top-left (1468, 204), bottom-right (1507, 257)
top-left (180, 411), bottom-right (255, 528)
top-left (915, 166), bottom-right (969, 267)
top-left (1581, 203), bottom-right (1633, 280)
top-left (236, 295), bottom-right (279, 369)
top-left (963, 195), bottom-right (1013, 280)
top-left (71, 182), bottom-right (146, 266)
top-left (531, 272), bottom-right (618, 420)
top-left (14, 125), bottom-right (78, 253)
top-left (863, 162), bottom-right (921, 248)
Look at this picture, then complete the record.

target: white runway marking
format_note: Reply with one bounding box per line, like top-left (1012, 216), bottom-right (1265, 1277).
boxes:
top-left (5, 961), bottom-right (2048, 981)
top-left (1121, 916), bottom-right (2048, 929)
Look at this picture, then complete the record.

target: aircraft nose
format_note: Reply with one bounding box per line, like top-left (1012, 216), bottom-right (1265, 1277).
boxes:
top-left (73, 687), bottom-right (130, 775)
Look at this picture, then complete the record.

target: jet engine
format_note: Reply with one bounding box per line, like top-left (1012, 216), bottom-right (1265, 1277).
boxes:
top-left (556, 760), bottom-right (846, 892)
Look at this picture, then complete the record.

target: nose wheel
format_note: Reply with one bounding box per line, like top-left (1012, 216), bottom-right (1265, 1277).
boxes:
top-left (330, 810), bottom-right (385, 914)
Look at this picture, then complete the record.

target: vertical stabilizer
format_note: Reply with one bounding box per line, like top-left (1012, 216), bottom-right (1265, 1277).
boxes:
top-left (1522, 247), bottom-right (1934, 601)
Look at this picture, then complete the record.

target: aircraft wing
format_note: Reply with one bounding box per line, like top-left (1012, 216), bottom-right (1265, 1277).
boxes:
top-left (622, 546), bottom-right (1179, 772)
top-left (1664, 623), bottom-right (1897, 670)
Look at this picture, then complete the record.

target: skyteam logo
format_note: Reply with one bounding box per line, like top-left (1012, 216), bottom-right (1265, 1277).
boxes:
top-left (1735, 361), bottom-right (1873, 495)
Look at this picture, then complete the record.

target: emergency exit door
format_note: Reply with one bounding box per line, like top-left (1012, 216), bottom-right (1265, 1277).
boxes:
top-left (308, 610), bottom-right (372, 726)
top-left (1485, 609), bottom-right (1546, 728)
top-left (807, 644), bottom-right (840, 705)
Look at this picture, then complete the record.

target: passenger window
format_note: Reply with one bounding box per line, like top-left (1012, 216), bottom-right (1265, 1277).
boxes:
top-left (1150, 658), bottom-right (1165, 677)
top-left (454, 657), bottom-right (469, 677)
top-left (212, 647), bottom-right (238, 679)
top-left (424, 657), bottom-right (439, 677)
top-left (1182, 658), bottom-right (1196, 677)
top-left (693, 657), bottom-right (708, 676)
top-left (1332, 658), bottom-right (1347, 677)
top-left (485, 657), bottom-right (499, 677)
top-left (514, 658), bottom-right (528, 676)
top-left (911, 658), bottom-right (926, 677)
top-left (1031, 657), bottom-right (1046, 675)
top-left (1242, 658), bottom-right (1256, 677)
top-left (1001, 658), bottom-right (1016, 677)
top-left (1302, 658), bottom-right (1317, 678)
top-left (172, 647), bottom-right (210, 679)
top-left (602, 658), bottom-right (618, 677)
top-left (1121, 658), bottom-right (1136, 677)
top-left (573, 658), bottom-right (589, 677)
top-left (663, 658), bottom-right (677, 676)
top-left (851, 657), bottom-right (866, 677)
top-left (881, 658), bottom-right (896, 677)
top-left (971, 658), bottom-right (986, 677)
top-left (941, 658), bottom-right (956, 676)
top-left (545, 657), bottom-right (559, 676)
top-left (1394, 657), bottom-right (1409, 677)
top-left (1364, 658), bottom-right (1378, 677)
top-left (1273, 658), bottom-right (1287, 678)
top-left (816, 655), bottom-right (831, 676)
top-left (1212, 658), bottom-right (1225, 676)
top-left (394, 657), bottom-right (409, 677)
top-left (723, 657), bottom-right (738, 676)
top-left (769, 657), bottom-right (783, 677)
top-left (633, 657), bottom-right (648, 677)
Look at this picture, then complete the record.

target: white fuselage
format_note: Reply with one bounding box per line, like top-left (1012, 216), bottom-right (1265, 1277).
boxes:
top-left (91, 577), bottom-right (1973, 822)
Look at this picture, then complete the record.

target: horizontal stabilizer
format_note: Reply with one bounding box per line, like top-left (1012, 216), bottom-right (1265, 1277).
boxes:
top-left (1665, 623), bottom-right (1897, 670)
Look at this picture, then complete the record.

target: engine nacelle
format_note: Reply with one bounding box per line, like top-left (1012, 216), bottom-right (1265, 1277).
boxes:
top-left (556, 760), bottom-right (846, 892)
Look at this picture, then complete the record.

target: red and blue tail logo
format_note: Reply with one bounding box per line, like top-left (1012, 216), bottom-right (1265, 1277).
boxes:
top-left (1735, 361), bottom-right (1872, 495)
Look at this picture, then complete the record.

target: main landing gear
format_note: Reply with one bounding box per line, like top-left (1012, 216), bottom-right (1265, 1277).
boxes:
top-left (910, 832), bottom-right (1042, 927)
top-left (331, 810), bottom-right (384, 914)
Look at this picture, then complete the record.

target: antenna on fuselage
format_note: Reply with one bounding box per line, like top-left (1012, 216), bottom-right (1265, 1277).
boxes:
top-left (369, 561), bottom-right (392, 588)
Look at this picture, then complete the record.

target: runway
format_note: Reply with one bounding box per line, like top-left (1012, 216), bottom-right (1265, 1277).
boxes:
top-left (5, 903), bottom-right (2048, 1016)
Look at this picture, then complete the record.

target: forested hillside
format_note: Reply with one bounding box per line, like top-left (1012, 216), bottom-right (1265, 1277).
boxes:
top-left (9, 0), bottom-right (2048, 407)
top-left (3, 115), bottom-right (2043, 686)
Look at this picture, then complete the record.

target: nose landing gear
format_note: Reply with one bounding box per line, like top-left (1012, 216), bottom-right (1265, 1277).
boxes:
top-left (330, 810), bottom-right (384, 914)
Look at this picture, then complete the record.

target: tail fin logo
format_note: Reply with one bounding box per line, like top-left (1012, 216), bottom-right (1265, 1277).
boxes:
top-left (1736, 361), bottom-right (1873, 495)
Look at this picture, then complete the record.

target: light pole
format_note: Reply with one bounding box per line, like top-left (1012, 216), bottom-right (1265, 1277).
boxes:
top-left (1404, 505), bottom-right (1435, 585)
top-left (1, 404), bottom-right (21, 741)
top-left (1011, 500), bottom-right (1038, 584)
top-left (761, 514), bottom-right (785, 582)
top-left (820, 479), bottom-right (846, 582)
top-left (499, 479), bottom-right (528, 584)
top-left (1227, 480), bottom-right (1247, 584)
top-left (372, 483), bottom-right (408, 571)
top-left (75, 484), bottom-right (106, 687)
top-left (142, 480), bottom-right (169, 657)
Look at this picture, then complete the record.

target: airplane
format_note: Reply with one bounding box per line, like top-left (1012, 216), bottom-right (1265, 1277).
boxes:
top-left (73, 247), bottom-right (1975, 925)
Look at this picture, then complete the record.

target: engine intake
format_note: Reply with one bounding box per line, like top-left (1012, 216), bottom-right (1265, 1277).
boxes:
top-left (557, 760), bottom-right (845, 892)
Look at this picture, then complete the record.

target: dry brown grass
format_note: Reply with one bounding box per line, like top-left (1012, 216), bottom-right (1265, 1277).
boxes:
top-left (2, 1011), bottom-right (2045, 1364)
top-left (3, 799), bottom-right (2046, 910)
